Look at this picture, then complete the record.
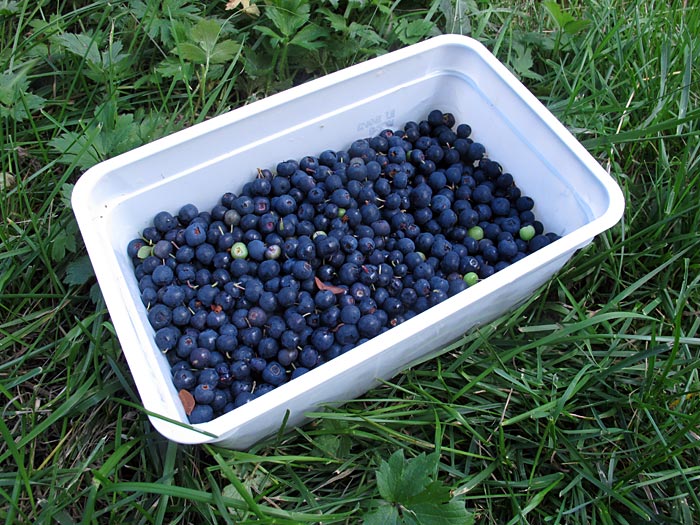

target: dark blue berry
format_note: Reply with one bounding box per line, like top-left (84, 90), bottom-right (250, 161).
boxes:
top-left (262, 361), bottom-right (287, 386)
top-left (189, 404), bottom-right (214, 424)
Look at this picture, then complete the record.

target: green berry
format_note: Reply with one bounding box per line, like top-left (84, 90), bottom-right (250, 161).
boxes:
top-left (467, 226), bottom-right (484, 241)
top-left (463, 272), bottom-right (479, 286)
top-left (519, 225), bottom-right (536, 241)
top-left (230, 242), bottom-right (248, 259)
top-left (137, 245), bottom-right (153, 259)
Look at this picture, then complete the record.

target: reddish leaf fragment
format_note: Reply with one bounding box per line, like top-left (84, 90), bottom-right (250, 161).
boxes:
top-left (179, 389), bottom-right (195, 415)
top-left (314, 276), bottom-right (346, 295)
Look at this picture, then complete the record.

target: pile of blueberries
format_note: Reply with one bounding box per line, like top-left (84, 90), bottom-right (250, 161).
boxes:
top-left (128, 109), bottom-right (558, 424)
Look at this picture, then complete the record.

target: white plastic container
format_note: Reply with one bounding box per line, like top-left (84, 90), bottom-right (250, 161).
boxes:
top-left (72, 35), bottom-right (624, 449)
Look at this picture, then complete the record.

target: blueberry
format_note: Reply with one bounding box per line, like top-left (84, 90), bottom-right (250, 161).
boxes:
top-left (410, 183), bottom-right (432, 208)
top-left (189, 404), bottom-right (214, 424)
top-left (428, 289), bottom-right (448, 306)
top-left (232, 346), bottom-right (253, 362)
top-left (194, 383), bottom-right (216, 404)
top-left (479, 264), bottom-right (495, 279)
top-left (255, 337), bottom-right (278, 359)
top-left (233, 391), bottom-right (255, 408)
top-left (520, 210), bottom-right (536, 225)
top-left (196, 328), bottom-right (218, 350)
top-left (172, 369), bottom-right (196, 390)
top-left (310, 327), bottom-right (334, 352)
top-left (335, 324), bottom-right (359, 345)
top-left (214, 362), bottom-right (233, 388)
top-left (483, 223), bottom-right (501, 241)
top-left (273, 194), bottom-right (297, 216)
top-left (277, 348), bottom-right (298, 366)
top-left (155, 326), bottom-right (180, 351)
top-left (229, 360), bottom-right (251, 380)
top-left (211, 389), bottom-right (230, 411)
top-left (253, 383), bottom-right (276, 399)
top-left (189, 347), bottom-right (211, 369)
top-left (516, 196), bottom-right (535, 212)
top-left (178, 204), bottom-right (199, 225)
top-left (184, 223), bottom-right (207, 246)
top-left (147, 304), bottom-right (172, 330)
top-left (151, 265), bottom-right (174, 287)
top-left (153, 211), bottom-right (177, 233)
top-left (472, 184), bottom-right (492, 204)
top-left (176, 334), bottom-right (198, 358)
top-left (262, 361), bottom-right (287, 386)
top-left (497, 239), bottom-right (519, 260)
top-left (468, 142), bottom-right (486, 161)
top-left (240, 327), bottom-right (262, 348)
top-left (152, 239), bottom-right (173, 259)
top-left (456, 123), bottom-right (472, 138)
top-left (291, 260), bottom-right (313, 281)
top-left (529, 234), bottom-right (551, 252)
top-left (427, 109), bottom-right (444, 128)
top-left (380, 297), bottom-right (404, 318)
top-left (140, 287), bottom-right (157, 307)
top-left (491, 197), bottom-right (510, 216)
top-left (243, 279), bottom-right (264, 303)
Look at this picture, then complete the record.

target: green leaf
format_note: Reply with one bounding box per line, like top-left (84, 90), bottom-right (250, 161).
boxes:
top-left (64, 255), bottom-right (95, 286)
top-left (49, 102), bottom-right (141, 169)
top-left (395, 18), bottom-right (436, 46)
top-left (289, 24), bottom-right (329, 51)
top-left (0, 67), bottom-right (46, 122)
top-left (48, 130), bottom-right (103, 170)
top-left (176, 20), bottom-right (240, 66)
top-left (265, 0), bottom-right (309, 38)
top-left (0, 71), bottom-right (29, 106)
top-left (369, 450), bottom-right (473, 525)
top-left (542, 1), bottom-right (568, 28)
top-left (52, 32), bottom-right (102, 66)
top-left (0, 0), bottom-right (19, 15)
top-left (406, 499), bottom-right (473, 525)
top-left (404, 481), bottom-right (452, 506)
top-left (543, 1), bottom-right (589, 34)
top-left (89, 283), bottom-right (103, 304)
top-left (348, 23), bottom-right (386, 48)
top-left (254, 25), bottom-right (283, 46)
top-left (60, 183), bottom-right (74, 210)
top-left (176, 42), bottom-right (207, 63)
top-left (51, 220), bottom-right (79, 262)
top-left (92, 111), bottom-right (139, 160)
top-left (509, 43), bottom-right (543, 81)
top-left (155, 57), bottom-right (195, 81)
top-left (563, 19), bottom-right (591, 34)
top-left (190, 19), bottom-right (223, 54)
top-left (376, 450), bottom-right (438, 503)
top-left (363, 503), bottom-right (401, 525)
top-left (131, 0), bottom-right (199, 48)
top-left (318, 8), bottom-right (347, 33)
top-left (376, 450), bottom-right (406, 502)
top-left (209, 40), bottom-right (241, 64)
top-left (101, 40), bottom-right (130, 70)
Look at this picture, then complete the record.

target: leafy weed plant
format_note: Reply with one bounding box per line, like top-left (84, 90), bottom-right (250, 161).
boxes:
top-left (1, 0), bottom-right (698, 523)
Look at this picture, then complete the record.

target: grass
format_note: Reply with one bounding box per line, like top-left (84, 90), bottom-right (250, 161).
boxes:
top-left (1, 0), bottom-right (699, 523)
